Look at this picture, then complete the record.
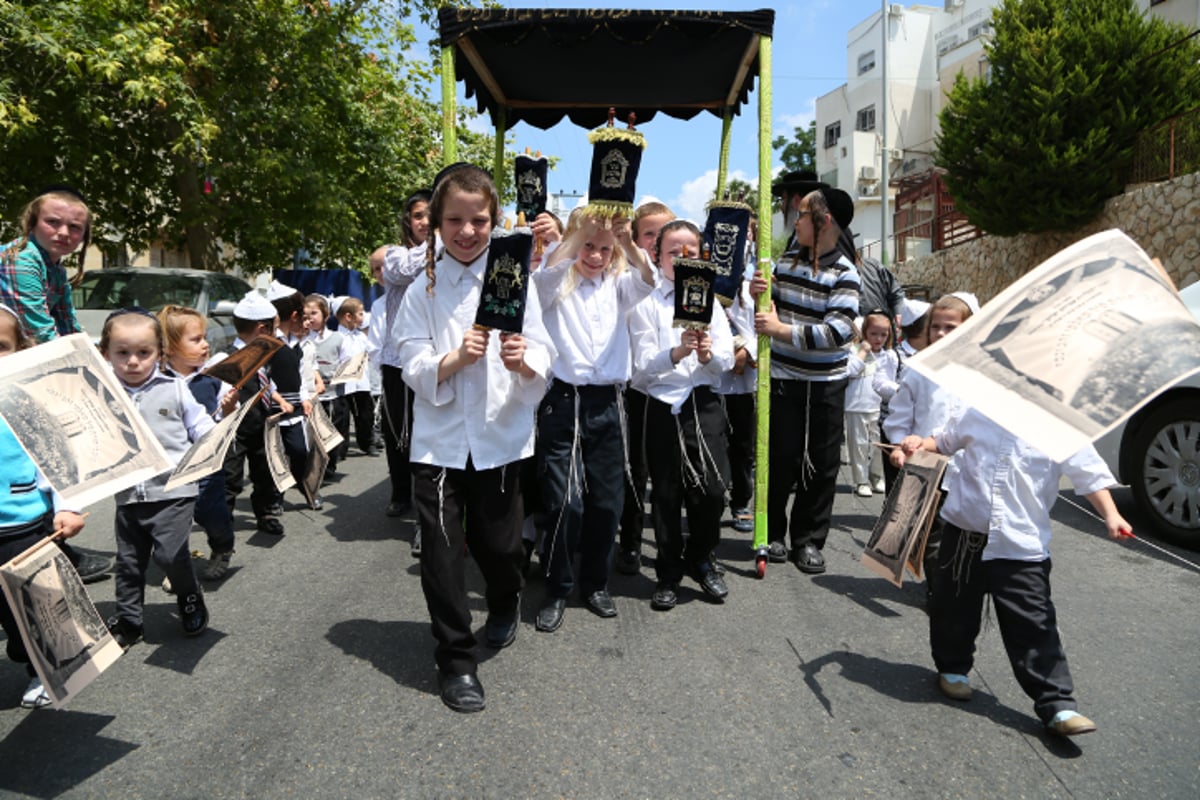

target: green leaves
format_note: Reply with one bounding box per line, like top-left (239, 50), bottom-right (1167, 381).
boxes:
top-left (936, 0), bottom-right (1200, 236)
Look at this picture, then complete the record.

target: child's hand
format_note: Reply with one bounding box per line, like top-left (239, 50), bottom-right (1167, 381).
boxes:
top-left (460, 327), bottom-right (490, 365)
top-left (733, 346), bottom-right (749, 375)
top-left (749, 270), bottom-right (769, 299)
top-left (532, 213), bottom-right (561, 245)
top-left (499, 332), bottom-right (534, 377)
top-left (899, 435), bottom-right (924, 455)
top-left (53, 511), bottom-right (85, 539)
top-left (219, 389), bottom-right (238, 418)
top-left (314, 373), bottom-right (326, 396)
top-left (301, 400), bottom-right (313, 417)
top-left (279, 399), bottom-right (294, 415)
top-left (673, 330), bottom-right (700, 364)
top-left (754, 303), bottom-right (788, 340)
top-left (695, 330), bottom-right (714, 365)
top-left (611, 215), bottom-right (633, 247)
top-left (889, 448), bottom-right (907, 469)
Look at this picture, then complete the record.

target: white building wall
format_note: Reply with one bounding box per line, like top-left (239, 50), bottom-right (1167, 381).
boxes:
top-left (1137, 0), bottom-right (1200, 27)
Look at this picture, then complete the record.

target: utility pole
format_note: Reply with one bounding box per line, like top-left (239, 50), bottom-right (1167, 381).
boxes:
top-left (880, 0), bottom-right (890, 266)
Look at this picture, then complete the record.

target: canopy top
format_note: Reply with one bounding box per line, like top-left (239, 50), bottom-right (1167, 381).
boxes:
top-left (438, 7), bottom-right (775, 131)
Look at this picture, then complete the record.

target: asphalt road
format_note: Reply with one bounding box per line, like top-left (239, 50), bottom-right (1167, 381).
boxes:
top-left (1, 449), bottom-right (1197, 799)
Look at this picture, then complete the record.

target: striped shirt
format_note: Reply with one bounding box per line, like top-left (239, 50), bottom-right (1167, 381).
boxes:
top-left (769, 249), bottom-right (860, 381)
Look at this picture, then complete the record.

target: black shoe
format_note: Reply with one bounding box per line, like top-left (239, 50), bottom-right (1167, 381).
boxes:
top-left (364, 447), bottom-right (379, 457)
top-left (650, 582), bottom-right (678, 611)
top-left (106, 616), bottom-right (143, 649)
top-left (689, 561), bottom-right (729, 601)
top-left (615, 548), bottom-right (640, 575)
top-left (585, 590), bottom-right (618, 618)
top-left (535, 597), bottom-right (566, 632)
top-left (731, 507), bottom-right (754, 533)
top-left (794, 543), bottom-right (826, 574)
top-left (484, 612), bottom-right (518, 649)
top-left (264, 503), bottom-right (285, 518)
top-left (438, 672), bottom-right (485, 713)
top-left (178, 590), bottom-right (209, 637)
top-left (767, 541), bottom-right (788, 563)
top-left (256, 517), bottom-right (285, 536)
top-left (708, 553), bottom-right (726, 576)
top-left (386, 500), bottom-right (411, 518)
top-left (75, 553), bottom-right (114, 584)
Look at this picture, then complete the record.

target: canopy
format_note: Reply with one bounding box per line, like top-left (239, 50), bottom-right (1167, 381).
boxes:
top-left (438, 7), bottom-right (774, 130)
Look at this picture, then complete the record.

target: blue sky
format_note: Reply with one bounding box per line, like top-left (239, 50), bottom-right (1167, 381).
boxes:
top-left (412, 1), bottom-right (889, 222)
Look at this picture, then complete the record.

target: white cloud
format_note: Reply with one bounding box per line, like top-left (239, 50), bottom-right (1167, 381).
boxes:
top-left (671, 168), bottom-right (752, 223)
top-left (774, 103), bottom-right (816, 138)
top-left (463, 112), bottom-right (492, 135)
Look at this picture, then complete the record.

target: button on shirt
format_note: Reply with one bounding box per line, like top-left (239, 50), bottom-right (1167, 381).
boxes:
top-left (396, 248), bottom-right (554, 470)
top-left (533, 258), bottom-right (656, 386)
top-left (935, 407), bottom-right (1116, 562)
top-left (629, 280), bottom-right (734, 414)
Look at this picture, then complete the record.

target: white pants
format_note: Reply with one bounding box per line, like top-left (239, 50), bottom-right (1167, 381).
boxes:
top-left (845, 410), bottom-right (882, 486)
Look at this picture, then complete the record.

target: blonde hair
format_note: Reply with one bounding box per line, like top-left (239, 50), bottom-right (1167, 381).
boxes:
top-left (4, 190), bottom-right (92, 287)
top-left (557, 217), bottom-right (629, 301)
top-left (337, 296), bottom-right (364, 320)
top-left (931, 294), bottom-right (974, 323)
top-left (632, 201), bottom-right (675, 240)
top-left (158, 305), bottom-right (207, 356)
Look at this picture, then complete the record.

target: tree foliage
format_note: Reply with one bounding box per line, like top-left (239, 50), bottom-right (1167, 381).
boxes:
top-left (772, 119), bottom-right (816, 175)
top-left (709, 177), bottom-right (759, 212)
top-left (935, 0), bottom-right (1200, 236)
top-left (0, 0), bottom-right (499, 272)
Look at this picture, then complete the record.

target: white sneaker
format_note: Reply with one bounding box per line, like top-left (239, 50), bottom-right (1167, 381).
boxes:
top-left (855, 484), bottom-right (873, 498)
top-left (872, 478), bottom-right (885, 494)
top-left (162, 575), bottom-right (174, 594)
top-left (21, 677), bottom-right (50, 709)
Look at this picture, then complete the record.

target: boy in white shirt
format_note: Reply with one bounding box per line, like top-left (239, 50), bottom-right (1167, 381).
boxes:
top-left (334, 297), bottom-right (375, 458)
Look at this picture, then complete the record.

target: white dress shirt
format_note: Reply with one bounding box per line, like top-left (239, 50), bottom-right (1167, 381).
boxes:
top-left (628, 279), bottom-right (734, 414)
top-left (396, 248), bottom-right (554, 470)
top-left (714, 280), bottom-right (757, 396)
top-left (336, 326), bottom-right (372, 395)
top-left (533, 259), bottom-right (655, 385)
top-left (936, 407), bottom-right (1116, 561)
top-left (380, 241), bottom-right (430, 368)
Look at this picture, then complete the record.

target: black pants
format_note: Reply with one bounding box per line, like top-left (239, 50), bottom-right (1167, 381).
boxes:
top-left (645, 387), bottom-right (729, 584)
top-left (338, 390), bottom-right (375, 455)
top-left (537, 381), bottom-right (625, 599)
top-left (929, 524), bottom-right (1077, 723)
top-left (413, 460), bottom-right (524, 677)
top-left (114, 499), bottom-right (200, 628)
top-left (279, 419), bottom-right (308, 488)
top-left (223, 407), bottom-right (280, 521)
top-left (767, 378), bottom-right (847, 550)
top-left (0, 519), bottom-right (49, 672)
top-left (618, 387), bottom-right (649, 553)
top-left (380, 364), bottom-right (414, 506)
top-left (724, 392), bottom-right (755, 510)
top-left (879, 419), bottom-right (900, 497)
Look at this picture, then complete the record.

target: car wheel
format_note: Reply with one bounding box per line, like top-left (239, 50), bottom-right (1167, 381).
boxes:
top-left (1127, 398), bottom-right (1200, 550)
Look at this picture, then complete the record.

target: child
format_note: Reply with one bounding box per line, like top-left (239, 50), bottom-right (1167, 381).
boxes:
top-left (750, 188), bottom-right (861, 574)
top-left (222, 291), bottom-right (287, 536)
top-left (845, 310), bottom-right (893, 497)
top-left (395, 163), bottom-right (553, 713)
top-left (101, 309), bottom-right (214, 648)
top-left (378, 191), bottom-right (432, 524)
top-left (874, 298), bottom-right (929, 494)
top-left (629, 219), bottom-right (734, 610)
top-left (901, 406), bottom-right (1130, 737)
top-left (267, 282), bottom-right (315, 500)
top-left (617, 200), bottom-right (677, 575)
top-left (158, 305), bottom-right (238, 581)
top-left (333, 297), bottom-right (375, 458)
top-left (0, 305), bottom-right (87, 708)
top-left (531, 212), bottom-right (656, 633)
top-left (304, 294), bottom-right (344, 474)
top-left (715, 263), bottom-right (757, 534)
top-left (366, 250), bottom-right (387, 451)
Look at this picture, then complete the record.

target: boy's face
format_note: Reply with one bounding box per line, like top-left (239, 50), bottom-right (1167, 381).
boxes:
top-left (929, 308), bottom-right (965, 344)
top-left (341, 309), bottom-right (364, 330)
top-left (635, 212), bottom-right (673, 254)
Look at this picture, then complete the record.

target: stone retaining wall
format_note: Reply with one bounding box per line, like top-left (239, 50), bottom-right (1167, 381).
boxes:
top-left (894, 172), bottom-right (1200, 302)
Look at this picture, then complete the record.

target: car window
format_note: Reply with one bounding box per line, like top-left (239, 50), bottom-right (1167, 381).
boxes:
top-left (208, 275), bottom-right (252, 313)
top-left (75, 273), bottom-right (202, 311)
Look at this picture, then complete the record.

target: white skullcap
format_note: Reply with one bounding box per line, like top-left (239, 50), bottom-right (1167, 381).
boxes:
top-left (329, 296), bottom-right (348, 317)
top-left (898, 298), bottom-right (930, 327)
top-left (948, 291), bottom-right (981, 314)
top-left (265, 279), bottom-right (299, 301)
top-left (233, 291), bottom-right (277, 321)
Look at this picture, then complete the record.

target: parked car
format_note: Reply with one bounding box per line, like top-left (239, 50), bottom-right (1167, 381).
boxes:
top-left (72, 267), bottom-right (254, 352)
top-left (1093, 281), bottom-right (1200, 550)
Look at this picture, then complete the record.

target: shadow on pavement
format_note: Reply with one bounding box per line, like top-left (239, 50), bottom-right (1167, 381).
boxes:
top-left (810, 572), bottom-right (926, 617)
top-left (326, 619), bottom-right (435, 697)
top-left (142, 628), bottom-right (229, 676)
top-left (0, 711), bottom-right (138, 798)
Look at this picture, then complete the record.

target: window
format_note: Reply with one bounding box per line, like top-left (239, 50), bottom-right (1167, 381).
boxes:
top-left (856, 105), bottom-right (876, 132)
top-left (857, 50), bottom-right (876, 75)
top-left (823, 121), bottom-right (841, 149)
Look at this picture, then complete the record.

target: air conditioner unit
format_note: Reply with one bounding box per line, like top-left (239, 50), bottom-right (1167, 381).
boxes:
top-left (944, 0), bottom-right (964, 10)
top-left (887, 148), bottom-right (903, 162)
top-left (860, 165), bottom-right (877, 180)
top-left (889, 4), bottom-right (904, 18)
top-left (859, 182), bottom-right (880, 197)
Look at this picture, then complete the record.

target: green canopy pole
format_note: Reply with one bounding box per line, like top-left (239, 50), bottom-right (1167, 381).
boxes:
top-left (441, 44), bottom-right (458, 164)
top-left (753, 34), bottom-right (773, 576)
top-left (493, 105), bottom-right (507, 199)
top-left (716, 108), bottom-right (733, 199)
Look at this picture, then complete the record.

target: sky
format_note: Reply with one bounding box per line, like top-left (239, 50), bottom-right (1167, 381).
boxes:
top-left (411, 1), bottom-right (892, 223)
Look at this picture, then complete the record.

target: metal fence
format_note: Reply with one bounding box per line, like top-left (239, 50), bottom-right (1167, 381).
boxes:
top-left (1130, 105), bottom-right (1200, 184)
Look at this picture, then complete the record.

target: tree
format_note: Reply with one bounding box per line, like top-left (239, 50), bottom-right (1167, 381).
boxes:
top-left (935, 0), bottom-right (1200, 236)
top-left (772, 120), bottom-right (816, 174)
top-left (0, 0), bottom-right (498, 271)
top-left (709, 177), bottom-right (759, 212)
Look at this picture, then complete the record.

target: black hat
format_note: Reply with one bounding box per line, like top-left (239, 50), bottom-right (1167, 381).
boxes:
top-left (584, 112), bottom-right (645, 220)
top-left (771, 170), bottom-right (826, 198)
top-left (431, 162), bottom-right (487, 196)
top-left (39, 183), bottom-right (87, 205)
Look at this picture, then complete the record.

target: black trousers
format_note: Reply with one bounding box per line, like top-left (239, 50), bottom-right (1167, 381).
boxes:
top-left (767, 378), bottom-right (847, 550)
top-left (413, 460), bottom-right (524, 677)
top-left (380, 364), bottom-right (413, 506)
top-left (223, 406), bottom-right (281, 520)
top-left (335, 390), bottom-right (375, 458)
top-left (724, 392), bottom-right (755, 510)
top-left (0, 520), bottom-right (48, 672)
top-left (618, 387), bottom-right (649, 553)
top-left (645, 387), bottom-right (729, 584)
top-left (929, 524), bottom-right (1077, 723)
top-left (537, 381), bottom-right (625, 599)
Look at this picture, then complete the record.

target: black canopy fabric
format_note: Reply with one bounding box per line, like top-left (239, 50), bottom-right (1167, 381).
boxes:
top-left (438, 7), bottom-right (775, 130)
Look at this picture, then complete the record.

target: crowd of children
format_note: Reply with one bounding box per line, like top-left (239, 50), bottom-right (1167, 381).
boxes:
top-left (0, 171), bottom-right (1130, 741)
